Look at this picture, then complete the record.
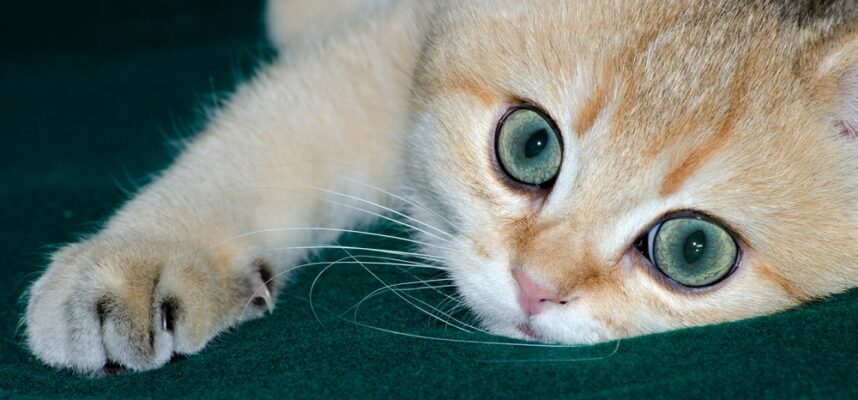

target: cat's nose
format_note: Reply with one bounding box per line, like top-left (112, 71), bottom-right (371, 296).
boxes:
top-left (512, 269), bottom-right (566, 316)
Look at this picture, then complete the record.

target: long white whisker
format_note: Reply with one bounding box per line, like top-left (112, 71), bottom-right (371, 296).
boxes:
top-left (393, 288), bottom-right (486, 333)
top-left (345, 317), bottom-right (611, 349)
top-left (392, 284), bottom-right (457, 292)
top-left (239, 258), bottom-right (351, 320)
top-left (315, 196), bottom-right (451, 242)
top-left (301, 184), bottom-right (455, 240)
top-left (260, 245), bottom-right (446, 264)
top-left (334, 175), bottom-right (460, 231)
top-left (336, 243), bottom-right (472, 333)
top-left (440, 302), bottom-right (469, 322)
top-left (239, 258), bottom-right (444, 320)
top-left (266, 162), bottom-right (461, 231)
top-left (211, 182), bottom-right (453, 243)
top-left (370, 264), bottom-right (489, 333)
top-left (434, 293), bottom-right (471, 326)
top-left (469, 340), bottom-right (622, 363)
top-left (383, 265), bottom-right (468, 317)
top-left (355, 255), bottom-right (449, 272)
top-left (342, 278), bottom-right (453, 318)
top-left (286, 292), bottom-right (620, 352)
top-left (309, 256), bottom-right (354, 326)
top-left (205, 227), bottom-right (446, 253)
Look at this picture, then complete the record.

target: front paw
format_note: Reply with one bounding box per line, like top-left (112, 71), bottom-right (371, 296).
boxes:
top-left (25, 236), bottom-right (275, 375)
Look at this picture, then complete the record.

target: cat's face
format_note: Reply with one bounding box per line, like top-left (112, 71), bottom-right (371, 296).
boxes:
top-left (406, 0), bottom-right (858, 343)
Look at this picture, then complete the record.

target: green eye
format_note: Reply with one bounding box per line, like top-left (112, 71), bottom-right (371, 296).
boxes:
top-left (647, 216), bottom-right (738, 287)
top-left (496, 107), bottom-right (562, 186)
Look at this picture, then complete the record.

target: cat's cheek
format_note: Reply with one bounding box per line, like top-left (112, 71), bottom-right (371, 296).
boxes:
top-left (444, 245), bottom-right (526, 331)
top-left (452, 260), bottom-right (522, 324)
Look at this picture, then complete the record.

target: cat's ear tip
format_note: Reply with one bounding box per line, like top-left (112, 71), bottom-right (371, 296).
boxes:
top-left (808, 30), bottom-right (858, 137)
top-left (836, 121), bottom-right (858, 140)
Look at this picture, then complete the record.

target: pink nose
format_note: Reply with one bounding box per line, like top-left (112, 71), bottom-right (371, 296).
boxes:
top-left (512, 269), bottom-right (566, 316)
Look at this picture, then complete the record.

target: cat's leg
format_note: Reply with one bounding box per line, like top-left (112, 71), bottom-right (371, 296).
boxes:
top-left (266, 0), bottom-right (399, 49)
top-left (25, 2), bottom-right (426, 375)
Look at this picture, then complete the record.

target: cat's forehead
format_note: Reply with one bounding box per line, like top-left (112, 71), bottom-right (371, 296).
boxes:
top-left (413, 0), bottom-right (858, 257)
top-left (424, 0), bottom-right (797, 108)
top-left (417, 0), bottom-right (813, 184)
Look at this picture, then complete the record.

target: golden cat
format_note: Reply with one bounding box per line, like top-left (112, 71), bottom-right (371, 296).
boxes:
top-left (25, 0), bottom-right (858, 374)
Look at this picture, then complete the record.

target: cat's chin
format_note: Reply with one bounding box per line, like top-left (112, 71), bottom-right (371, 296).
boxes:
top-left (478, 311), bottom-right (613, 345)
top-left (480, 318), bottom-right (565, 343)
top-left (480, 322), bottom-right (540, 342)
top-left (515, 323), bottom-right (568, 344)
top-left (507, 323), bottom-right (559, 343)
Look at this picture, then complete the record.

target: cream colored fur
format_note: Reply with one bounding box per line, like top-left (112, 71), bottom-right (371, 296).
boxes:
top-left (25, 0), bottom-right (858, 374)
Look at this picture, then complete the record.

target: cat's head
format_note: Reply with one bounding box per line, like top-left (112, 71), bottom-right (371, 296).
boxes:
top-left (405, 0), bottom-right (858, 343)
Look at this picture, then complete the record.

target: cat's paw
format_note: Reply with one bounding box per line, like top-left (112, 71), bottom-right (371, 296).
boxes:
top-left (24, 236), bottom-right (275, 375)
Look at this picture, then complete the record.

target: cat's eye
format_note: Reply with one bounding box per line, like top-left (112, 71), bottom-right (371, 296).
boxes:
top-left (495, 107), bottom-right (562, 187)
top-left (637, 215), bottom-right (739, 288)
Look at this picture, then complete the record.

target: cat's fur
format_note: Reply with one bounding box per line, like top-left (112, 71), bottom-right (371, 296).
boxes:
top-left (24, 0), bottom-right (858, 374)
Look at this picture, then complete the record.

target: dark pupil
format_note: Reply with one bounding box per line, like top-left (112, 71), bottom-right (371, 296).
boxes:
top-left (524, 129), bottom-right (548, 158)
top-left (683, 230), bottom-right (706, 264)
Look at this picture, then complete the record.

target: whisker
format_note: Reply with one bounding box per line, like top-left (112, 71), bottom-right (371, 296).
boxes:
top-left (390, 266), bottom-right (458, 302)
top-left (286, 292), bottom-right (621, 354)
top-left (435, 294), bottom-right (471, 326)
top-left (382, 265), bottom-right (470, 321)
top-left (334, 175), bottom-right (460, 231)
top-left (336, 243), bottom-right (473, 333)
top-left (392, 288), bottom-right (486, 333)
top-left (239, 257), bottom-right (439, 320)
top-left (241, 253), bottom-right (450, 321)
top-left (368, 265), bottom-right (490, 333)
top-left (302, 184), bottom-right (456, 240)
top-left (468, 340), bottom-right (622, 363)
top-left (344, 318), bottom-right (608, 349)
top-left (342, 279), bottom-right (454, 318)
top-left (347, 255), bottom-right (443, 268)
top-left (265, 162), bottom-right (461, 231)
top-left (213, 183), bottom-right (453, 243)
top-left (309, 256), bottom-right (354, 326)
top-left (239, 258), bottom-right (350, 320)
top-left (391, 284), bottom-right (457, 292)
top-left (205, 227), bottom-right (446, 253)
top-left (260, 245), bottom-right (446, 264)
top-left (360, 256), bottom-right (450, 274)
top-left (314, 196), bottom-right (451, 243)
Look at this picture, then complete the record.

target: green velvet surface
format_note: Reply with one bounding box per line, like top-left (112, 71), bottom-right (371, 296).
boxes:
top-left (2, 1), bottom-right (858, 398)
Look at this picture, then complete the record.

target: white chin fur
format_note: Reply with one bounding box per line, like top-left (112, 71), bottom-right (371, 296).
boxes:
top-left (477, 305), bottom-right (611, 345)
top-left (445, 250), bottom-right (611, 345)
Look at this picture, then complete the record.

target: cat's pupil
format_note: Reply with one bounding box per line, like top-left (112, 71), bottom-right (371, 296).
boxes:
top-left (524, 129), bottom-right (548, 158)
top-left (683, 230), bottom-right (706, 264)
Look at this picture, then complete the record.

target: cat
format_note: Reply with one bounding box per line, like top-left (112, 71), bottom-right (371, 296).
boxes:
top-left (24, 0), bottom-right (858, 375)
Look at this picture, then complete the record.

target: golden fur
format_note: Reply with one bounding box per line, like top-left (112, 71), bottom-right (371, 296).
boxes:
top-left (24, 0), bottom-right (858, 374)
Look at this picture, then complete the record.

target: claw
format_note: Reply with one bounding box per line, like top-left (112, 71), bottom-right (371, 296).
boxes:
top-left (159, 299), bottom-right (177, 333)
top-left (253, 286), bottom-right (274, 314)
top-left (263, 286), bottom-right (273, 314)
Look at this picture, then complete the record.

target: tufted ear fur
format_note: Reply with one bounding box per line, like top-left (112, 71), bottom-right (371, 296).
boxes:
top-left (806, 17), bottom-right (858, 137)
top-left (836, 48), bottom-right (858, 138)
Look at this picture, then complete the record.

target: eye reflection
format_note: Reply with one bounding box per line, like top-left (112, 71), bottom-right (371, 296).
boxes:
top-left (638, 214), bottom-right (739, 288)
top-left (495, 107), bottom-right (562, 187)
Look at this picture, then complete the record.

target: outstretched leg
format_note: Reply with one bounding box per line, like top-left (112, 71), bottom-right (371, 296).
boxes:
top-left (25, 1), bottom-right (427, 375)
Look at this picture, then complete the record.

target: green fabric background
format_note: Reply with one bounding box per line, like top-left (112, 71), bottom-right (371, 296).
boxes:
top-left (2, 1), bottom-right (857, 398)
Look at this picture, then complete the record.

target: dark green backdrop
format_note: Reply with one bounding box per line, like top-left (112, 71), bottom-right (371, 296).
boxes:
top-left (2, 1), bottom-right (857, 398)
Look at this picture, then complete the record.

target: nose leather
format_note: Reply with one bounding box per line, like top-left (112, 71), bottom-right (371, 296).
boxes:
top-left (512, 269), bottom-right (565, 316)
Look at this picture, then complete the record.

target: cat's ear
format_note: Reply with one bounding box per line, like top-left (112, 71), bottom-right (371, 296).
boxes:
top-left (808, 27), bottom-right (858, 137)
